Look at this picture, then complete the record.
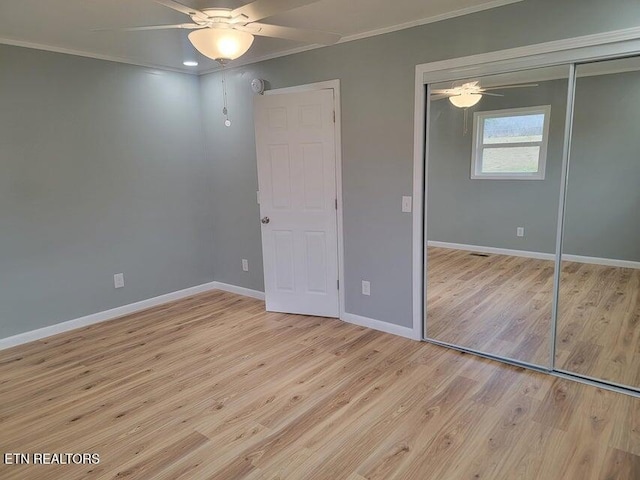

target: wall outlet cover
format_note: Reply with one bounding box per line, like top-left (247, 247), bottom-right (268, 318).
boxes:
top-left (114, 273), bottom-right (124, 289)
top-left (402, 196), bottom-right (412, 213)
top-left (362, 280), bottom-right (371, 296)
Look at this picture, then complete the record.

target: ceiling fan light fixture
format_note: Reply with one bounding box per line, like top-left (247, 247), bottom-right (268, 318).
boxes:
top-left (449, 93), bottom-right (482, 108)
top-left (188, 28), bottom-right (254, 62)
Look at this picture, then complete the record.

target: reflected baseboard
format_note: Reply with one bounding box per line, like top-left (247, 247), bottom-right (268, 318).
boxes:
top-left (427, 241), bottom-right (640, 269)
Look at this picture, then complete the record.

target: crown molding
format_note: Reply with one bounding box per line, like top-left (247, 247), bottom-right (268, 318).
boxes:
top-left (1, 0), bottom-right (522, 76)
top-left (197, 0), bottom-right (525, 75)
top-left (0, 36), bottom-right (198, 75)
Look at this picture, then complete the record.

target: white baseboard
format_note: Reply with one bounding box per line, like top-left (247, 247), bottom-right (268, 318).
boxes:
top-left (428, 241), bottom-right (640, 269)
top-left (341, 312), bottom-right (420, 340)
top-left (0, 278), bottom-right (420, 351)
top-left (211, 281), bottom-right (265, 300)
top-left (427, 241), bottom-right (555, 260)
top-left (562, 254), bottom-right (640, 270)
top-left (0, 281), bottom-right (267, 351)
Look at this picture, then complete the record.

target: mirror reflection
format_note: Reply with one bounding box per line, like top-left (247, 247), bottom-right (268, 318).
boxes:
top-left (556, 57), bottom-right (640, 388)
top-left (425, 66), bottom-right (570, 368)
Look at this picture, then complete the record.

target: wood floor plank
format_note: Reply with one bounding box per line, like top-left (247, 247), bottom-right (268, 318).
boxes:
top-left (1, 290), bottom-right (639, 479)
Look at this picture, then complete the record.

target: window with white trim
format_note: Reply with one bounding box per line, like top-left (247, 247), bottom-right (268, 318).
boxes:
top-left (471, 106), bottom-right (551, 180)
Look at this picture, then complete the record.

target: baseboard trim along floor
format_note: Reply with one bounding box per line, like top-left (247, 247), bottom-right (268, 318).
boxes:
top-left (0, 281), bottom-right (417, 349)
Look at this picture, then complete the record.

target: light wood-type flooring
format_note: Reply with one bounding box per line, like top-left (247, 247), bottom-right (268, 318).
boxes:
top-left (427, 247), bottom-right (554, 366)
top-left (427, 246), bottom-right (640, 388)
top-left (556, 259), bottom-right (640, 387)
top-left (2, 290), bottom-right (640, 479)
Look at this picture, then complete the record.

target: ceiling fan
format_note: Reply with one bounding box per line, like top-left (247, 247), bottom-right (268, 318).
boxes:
top-left (111, 0), bottom-right (341, 64)
top-left (431, 81), bottom-right (538, 108)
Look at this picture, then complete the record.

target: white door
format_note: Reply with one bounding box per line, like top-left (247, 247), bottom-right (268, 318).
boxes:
top-left (254, 89), bottom-right (339, 317)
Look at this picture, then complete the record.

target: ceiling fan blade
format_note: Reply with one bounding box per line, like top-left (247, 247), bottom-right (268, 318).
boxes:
top-left (430, 94), bottom-right (452, 101)
top-left (232, 0), bottom-right (322, 22)
top-left (154, 0), bottom-right (208, 20)
top-left (482, 83), bottom-right (539, 91)
top-left (95, 23), bottom-right (203, 31)
top-left (239, 22), bottom-right (340, 45)
top-left (481, 92), bottom-right (505, 97)
top-left (431, 89), bottom-right (457, 95)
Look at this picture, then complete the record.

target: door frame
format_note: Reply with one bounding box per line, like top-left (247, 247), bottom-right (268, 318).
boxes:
top-left (412, 26), bottom-right (640, 395)
top-left (413, 25), bottom-right (640, 342)
top-left (264, 79), bottom-right (345, 319)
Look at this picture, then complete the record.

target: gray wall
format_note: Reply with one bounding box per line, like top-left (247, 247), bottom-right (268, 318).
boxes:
top-left (427, 70), bottom-right (640, 263)
top-left (200, 0), bottom-right (640, 329)
top-left (427, 78), bottom-right (568, 253)
top-left (3, 0), bottom-right (640, 338)
top-left (563, 70), bottom-right (640, 261)
top-left (0, 45), bottom-right (214, 338)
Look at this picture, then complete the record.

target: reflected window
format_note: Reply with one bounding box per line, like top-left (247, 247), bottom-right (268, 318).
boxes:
top-left (471, 106), bottom-right (551, 180)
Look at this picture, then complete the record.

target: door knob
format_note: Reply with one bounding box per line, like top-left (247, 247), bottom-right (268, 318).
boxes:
top-left (261, 216), bottom-right (270, 224)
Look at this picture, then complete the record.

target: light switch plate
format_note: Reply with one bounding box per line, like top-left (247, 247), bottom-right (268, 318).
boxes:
top-left (242, 259), bottom-right (249, 272)
top-left (402, 196), bottom-right (412, 213)
top-left (517, 227), bottom-right (525, 237)
top-left (362, 280), bottom-right (371, 296)
top-left (114, 273), bottom-right (124, 289)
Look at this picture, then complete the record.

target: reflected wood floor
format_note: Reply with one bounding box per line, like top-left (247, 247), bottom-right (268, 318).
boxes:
top-left (2, 290), bottom-right (640, 479)
top-left (557, 260), bottom-right (640, 387)
top-left (427, 247), bottom-right (640, 388)
top-left (427, 247), bottom-right (554, 366)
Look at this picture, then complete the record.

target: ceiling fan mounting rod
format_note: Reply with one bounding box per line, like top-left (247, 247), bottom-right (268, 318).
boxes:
top-left (191, 8), bottom-right (249, 28)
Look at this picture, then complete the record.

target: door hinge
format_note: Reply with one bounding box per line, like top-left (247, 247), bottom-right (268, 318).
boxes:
top-left (335, 198), bottom-right (338, 210)
top-left (337, 279), bottom-right (339, 290)
top-left (333, 110), bottom-right (336, 123)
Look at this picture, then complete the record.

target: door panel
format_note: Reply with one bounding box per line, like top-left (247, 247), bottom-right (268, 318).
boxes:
top-left (254, 89), bottom-right (339, 317)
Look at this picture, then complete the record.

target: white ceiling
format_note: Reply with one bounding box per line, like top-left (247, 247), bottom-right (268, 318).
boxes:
top-left (0, 0), bottom-right (521, 74)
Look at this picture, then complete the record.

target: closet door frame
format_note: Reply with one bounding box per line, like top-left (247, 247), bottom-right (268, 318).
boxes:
top-left (413, 28), bottom-right (640, 397)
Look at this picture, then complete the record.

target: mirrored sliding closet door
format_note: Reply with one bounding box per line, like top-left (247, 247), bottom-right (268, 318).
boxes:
top-left (425, 65), bottom-right (571, 368)
top-left (556, 56), bottom-right (640, 389)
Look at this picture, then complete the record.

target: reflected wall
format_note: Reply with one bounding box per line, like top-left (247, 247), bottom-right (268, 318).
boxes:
top-left (425, 66), bottom-right (569, 368)
top-left (556, 57), bottom-right (640, 388)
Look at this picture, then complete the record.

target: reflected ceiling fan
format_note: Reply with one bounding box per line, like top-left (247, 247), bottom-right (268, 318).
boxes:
top-left (111, 0), bottom-right (341, 64)
top-left (431, 81), bottom-right (539, 108)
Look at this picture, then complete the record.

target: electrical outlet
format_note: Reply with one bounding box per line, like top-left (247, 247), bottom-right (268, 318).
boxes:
top-left (402, 196), bottom-right (412, 213)
top-left (242, 259), bottom-right (249, 272)
top-left (114, 273), bottom-right (124, 289)
top-left (517, 227), bottom-right (525, 237)
top-left (362, 280), bottom-right (371, 296)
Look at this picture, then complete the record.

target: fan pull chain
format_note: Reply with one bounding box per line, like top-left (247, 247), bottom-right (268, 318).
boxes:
top-left (463, 108), bottom-right (469, 135)
top-left (222, 65), bottom-right (231, 127)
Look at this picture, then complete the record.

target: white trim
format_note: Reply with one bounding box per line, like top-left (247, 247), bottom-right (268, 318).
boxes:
top-left (427, 241), bottom-right (554, 261)
top-left (0, 281), bottom-right (268, 351)
top-left (211, 282), bottom-right (264, 301)
top-left (427, 241), bottom-right (640, 269)
top-left (199, 0), bottom-right (523, 75)
top-left (562, 255), bottom-right (640, 270)
top-left (263, 80), bottom-right (345, 321)
top-left (0, 37), bottom-right (197, 76)
top-left (341, 312), bottom-right (419, 340)
top-left (417, 26), bottom-right (640, 84)
top-left (338, 0), bottom-right (521, 44)
top-left (264, 79), bottom-right (337, 96)
top-left (0, 282), bottom-right (218, 351)
top-left (211, 281), bottom-right (265, 300)
top-left (471, 105), bottom-right (551, 180)
top-left (412, 74), bottom-right (427, 341)
top-left (1, 1), bottom-right (521, 76)
top-left (414, 27), bottom-right (640, 348)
